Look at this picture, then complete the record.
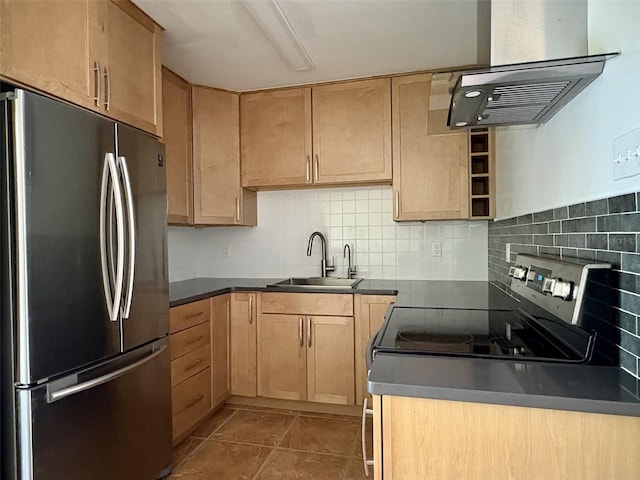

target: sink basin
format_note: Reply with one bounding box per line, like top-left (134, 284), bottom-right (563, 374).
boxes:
top-left (268, 277), bottom-right (363, 289)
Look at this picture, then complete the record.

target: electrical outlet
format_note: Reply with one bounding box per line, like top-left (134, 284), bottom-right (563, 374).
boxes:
top-left (431, 242), bottom-right (441, 257)
top-left (223, 245), bottom-right (231, 258)
top-left (506, 243), bottom-right (511, 262)
top-left (613, 126), bottom-right (640, 180)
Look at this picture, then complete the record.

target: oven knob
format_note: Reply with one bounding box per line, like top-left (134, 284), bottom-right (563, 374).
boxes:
top-left (511, 266), bottom-right (528, 280)
top-left (542, 278), bottom-right (555, 294)
top-left (551, 279), bottom-right (574, 301)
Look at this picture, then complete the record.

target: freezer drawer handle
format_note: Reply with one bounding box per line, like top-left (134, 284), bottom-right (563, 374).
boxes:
top-left (47, 344), bottom-right (167, 403)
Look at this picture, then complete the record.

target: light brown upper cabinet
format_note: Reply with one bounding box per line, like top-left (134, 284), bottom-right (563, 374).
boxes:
top-left (90, 0), bottom-right (163, 136)
top-left (162, 68), bottom-right (193, 225)
top-left (192, 86), bottom-right (257, 226)
top-left (240, 78), bottom-right (392, 189)
top-left (241, 88), bottom-right (312, 188)
top-left (392, 74), bottom-right (469, 221)
top-left (312, 78), bottom-right (392, 185)
top-left (0, 0), bottom-right (163, 137)
top-left (0, 0), bottom-right (93, 109)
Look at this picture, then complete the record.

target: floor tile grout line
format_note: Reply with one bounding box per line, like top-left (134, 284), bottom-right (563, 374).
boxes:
top-left (173, 407), bottom-right (240, 471)
top-left (250, 410), bottom-right (300, 480)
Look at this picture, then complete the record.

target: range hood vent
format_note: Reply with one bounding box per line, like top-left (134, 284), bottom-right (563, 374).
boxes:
top-left (437, 53), bottom-right (618, 130)
top-left (427, 0), bottom-right (619, 133)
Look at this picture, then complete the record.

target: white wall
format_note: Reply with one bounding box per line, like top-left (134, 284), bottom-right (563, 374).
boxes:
top-left (494, 0), bottom-right (640, 219)
top-left (168, 186), bottom-right (488, 282)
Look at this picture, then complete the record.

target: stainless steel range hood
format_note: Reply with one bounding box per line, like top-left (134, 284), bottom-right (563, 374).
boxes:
top-left (428, 0), bottom-right (619, 133)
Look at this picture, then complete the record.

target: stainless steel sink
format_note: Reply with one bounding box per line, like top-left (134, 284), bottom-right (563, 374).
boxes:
top-left (268, 277), bottom-right (363, 289)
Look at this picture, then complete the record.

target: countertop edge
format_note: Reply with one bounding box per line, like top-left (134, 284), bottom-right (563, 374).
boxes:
top-left (368, 380), bottom-right (640, 417)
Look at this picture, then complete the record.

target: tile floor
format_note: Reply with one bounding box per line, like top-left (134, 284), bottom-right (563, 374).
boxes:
top-left (169, 405), bottom-right (373, 480)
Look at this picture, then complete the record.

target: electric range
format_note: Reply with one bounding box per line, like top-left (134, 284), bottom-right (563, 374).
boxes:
top-left (368, 254), bottom-right (612, 366)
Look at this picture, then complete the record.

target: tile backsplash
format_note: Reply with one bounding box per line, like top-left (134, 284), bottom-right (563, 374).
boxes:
top-left (168, 186), bottom-right (488, 282)
top-left (488, 191), bottom-right (640, 379)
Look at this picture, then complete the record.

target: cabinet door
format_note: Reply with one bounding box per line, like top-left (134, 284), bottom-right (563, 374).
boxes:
top-left (192, 86), bottom-right (242, 225)
top-left (229, 292), bottom-right (257, 396)
top-left (91, 0), bottom-right (162, 136)
top-left (0, 0), bottom-right (93, 109)
top-left (162, 67), bottom-right (193, 225)
top-left (241, 88), bottom-right (312, 188)
top-left (307, 316), bottom-right (355, 405)
top-left (355, 295), bottom-right (395, 404)
top-left (392, 74), bottom-right (469, 221)
top-left (211, 294), bottom-right (231, 407)
top-left (258, 314), bottom-right (307, 401)
top-left (312, 78), bottom-right (392, 185)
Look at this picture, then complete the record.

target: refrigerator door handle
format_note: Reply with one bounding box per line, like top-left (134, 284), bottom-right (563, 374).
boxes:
top-left (99, 152), bottom-right (125, 322)
top-left (47, 344), bottom-right (167, 403)
top-left (118, 155), bottom-right (136, 319)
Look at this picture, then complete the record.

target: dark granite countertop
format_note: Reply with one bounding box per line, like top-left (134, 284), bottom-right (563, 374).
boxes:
top-left (368, 353), bottom-right (640, 417)
top-left (169, 277), bottom-right (640, 417)
top-left (169, 277), bottom-right (502, 308)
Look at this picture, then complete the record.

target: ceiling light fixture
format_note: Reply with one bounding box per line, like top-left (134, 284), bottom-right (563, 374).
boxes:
top-left (240, 0), bottom-right (314, 72)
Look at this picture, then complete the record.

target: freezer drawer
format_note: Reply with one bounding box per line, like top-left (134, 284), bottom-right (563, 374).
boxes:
top-left (16, 341), bottom-right (172, 480)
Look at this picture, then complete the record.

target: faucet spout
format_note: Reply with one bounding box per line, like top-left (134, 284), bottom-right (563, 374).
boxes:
top-left (306, 231), bottom-right (334, 277)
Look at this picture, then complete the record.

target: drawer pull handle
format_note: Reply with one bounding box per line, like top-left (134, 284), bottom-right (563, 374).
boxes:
top-left (185, 394), bottom-right (205, 410)
top-left (248, 296), bottom-right (253, 324)
top-left (184, 311), bottom-right (204, 320)
top-left (298, 317), bottom-right (304, 347)
top-left (307, 317), bottom-right (312, 348)
top-left (184, 335), bottom-right (204, 347)
top-left (185, 358), bottom-right (204, 371)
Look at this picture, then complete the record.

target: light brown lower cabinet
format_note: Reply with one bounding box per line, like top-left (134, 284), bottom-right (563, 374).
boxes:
top-left (258, 314), bottom-right (355, 405)
top-left (211, 294), bottom-right (231, 407)
top-left (169, 299), bottom-right (212, 444)
top-left (354, 295), bottom-right (395, 405)
top-left (229, 292), bottom-right (257, 396)
top-left (374, 395), bottom-right (640, 480)
top-left (169, 296), bottom-right (231, 444)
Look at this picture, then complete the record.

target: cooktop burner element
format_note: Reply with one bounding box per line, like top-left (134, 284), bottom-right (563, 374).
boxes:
top-left (369, 254), bottom-right (611, 365)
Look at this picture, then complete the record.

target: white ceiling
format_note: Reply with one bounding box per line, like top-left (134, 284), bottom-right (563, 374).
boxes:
top-left (133, 0), bottom-right (482, 91)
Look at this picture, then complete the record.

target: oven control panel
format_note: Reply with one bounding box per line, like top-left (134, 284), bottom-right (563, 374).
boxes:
top-left (509, 254), bottom-right (611, 325)
top-left (523, 266), bottom-right (552, 293)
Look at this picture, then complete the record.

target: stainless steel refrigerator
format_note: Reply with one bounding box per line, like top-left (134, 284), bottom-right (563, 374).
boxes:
top-left (1, 86), bottom-right (172, 479)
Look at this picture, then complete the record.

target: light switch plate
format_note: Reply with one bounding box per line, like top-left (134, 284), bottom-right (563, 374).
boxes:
top-left (506, 243), bottom-right (511, 262)
top-left (432, 242), bottom-right (441, 257)
top-left (223, 245), bottom-right (231, 258)
top-left (613, 126), bottom-right (640, 180)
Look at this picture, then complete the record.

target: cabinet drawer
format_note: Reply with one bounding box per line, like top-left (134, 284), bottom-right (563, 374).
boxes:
top-left (170, 299), bottom-right (211, 333)
top-left (170, 322), bottom-right (210, 360)
top-left (261, 293), bottom-right (353, 316)
top-left (171, 343), bottom-right (211, 387)
top-left (171, 367), bottom-right (212, 441)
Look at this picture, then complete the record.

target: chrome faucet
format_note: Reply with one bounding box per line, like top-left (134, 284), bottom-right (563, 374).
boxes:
top-left (306, 231), bottom-right (335, 277)
top-left (343, 244), bottom-right (357, 279)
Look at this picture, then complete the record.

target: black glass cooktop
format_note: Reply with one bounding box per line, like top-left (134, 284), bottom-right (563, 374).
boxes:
top-left (372, 306), bottom-right (594, 363)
